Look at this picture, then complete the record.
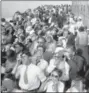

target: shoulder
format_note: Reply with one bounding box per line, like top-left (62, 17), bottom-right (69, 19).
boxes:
top-left (17, 64), bottom-right (24, 70)
top-left (40, 59), bottom-right (48, 65)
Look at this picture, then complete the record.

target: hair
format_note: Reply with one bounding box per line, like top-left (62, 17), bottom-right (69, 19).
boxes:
top-left (75, 48), bottom-right (83, 56)
top-left (23, 50), bottom-right (31, 57)
top-left (38, 36), bottom-right (46, 43)
top-left (6, 49), bottom-right (16, 61)
top-left (5, 74), bottom-right (16, 81)
top-left (52, 68), bottom-right (62, 77)
top-left (79, 26), bottom-right (85, 32)
top-left (1, 18), bottom-right (6, 22)
top-left (15, 42), bottom-right (25, 51)
top-left (18, 26), bottom-right (25, 35)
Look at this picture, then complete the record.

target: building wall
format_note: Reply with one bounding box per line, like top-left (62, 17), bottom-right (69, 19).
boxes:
top-left (72, 1), bottom-right (89, 28)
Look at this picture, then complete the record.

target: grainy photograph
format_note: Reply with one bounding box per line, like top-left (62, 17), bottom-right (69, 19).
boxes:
top-left (1, 0), bottom-right (89, 92)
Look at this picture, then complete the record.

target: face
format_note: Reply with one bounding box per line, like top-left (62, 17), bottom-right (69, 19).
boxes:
top-left (37, 47), bottom-right (43, 54)
top-left (46, 36), bottom-right (52, 43)
top-left (15, 44), bottom-right (23, 53)
top-left (2, 35), bottom-right (7, 44)
top-left (57, 39), bottom-right (63, 46)
top-left (17, 28), bottom-right (24, 36)
top-left (50, 71), bottom-right (59, 80)
top-left (26, 26), bottom-right (32, 34)
top-left (51, 30), bottom-right (56, 35)
top-left (38, 38), bottom-right (44, 47)
top-left (63, 31), bottom-right (68, 37)
top-left (31, 34), bottom-right (37, 41)
top-left (21, 54), bottom-right (29, 65)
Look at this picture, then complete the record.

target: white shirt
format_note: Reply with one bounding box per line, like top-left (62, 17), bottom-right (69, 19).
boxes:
top-left (69, 24), bottom-right (75, 35)
top-left (57, 60), bottom-right (70, 81)
top-left (1, 66), bottom-right (5, 74)
top-left (66, 87), bottom-right (79, 92)
top-left (76, 21), bottom-right (83, 29)
top-left (44, 80), bottom-right (64, 92)
top-left (16, 64), bottom-right (46, 91)
top-left (37, 59), bottom-right (48, 72)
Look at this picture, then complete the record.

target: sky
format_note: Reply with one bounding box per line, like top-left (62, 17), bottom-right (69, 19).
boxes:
top-left (1, 1), bottom-right (72, 18)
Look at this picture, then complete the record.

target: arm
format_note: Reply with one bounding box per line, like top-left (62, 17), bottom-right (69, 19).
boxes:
top-left (46, 59), bottom-right (56, 74)
top-left (11, 61), bottom-right (21, 79)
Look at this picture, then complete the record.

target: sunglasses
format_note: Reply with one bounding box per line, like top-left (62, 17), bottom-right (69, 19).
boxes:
top-left (51, 74), bottom-right (59, 78)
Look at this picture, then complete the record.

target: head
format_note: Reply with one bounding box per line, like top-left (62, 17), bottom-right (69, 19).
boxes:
top-left (46, 35), bottom-right (53, 43)
top-left (57, 38), bottom-right (63, 47)
top-left (51, 29), bottom-right (57, 36)
top-left (64, 46), bottom-right (75, 59)
top-left (14, 42), bottom-right (25, 53)
top-left (50, 68), bottom-right (62, 80)
top-left (21, 51), bottom-right (31, 65)
top-left (37, 46), bottom-right (44, 54)
top-left (2, 75), bottom-right (16, 92)
top-left (6, 49), bottom-right (16, 62)
top-left (17, 26), bottom-right (25, 36)
top-left (78, 16), bottom-right (82, 21)
top-left (37, 37), bottom-right (45, 47)
top-left (63, 30), bottom-right (69, 37)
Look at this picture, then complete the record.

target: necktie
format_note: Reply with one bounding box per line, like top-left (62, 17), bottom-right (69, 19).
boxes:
top-left (24, 66), bottom-right (28, 84)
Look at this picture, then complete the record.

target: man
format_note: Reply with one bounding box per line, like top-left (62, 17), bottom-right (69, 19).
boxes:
top-left (76, 16), bottom-right (83, 29)
top-left (29, 37), bottom-right (45, 55)
top-left (14, 42), bottom-right (25, 63)
top-left (44, 69), bottom-right (65, 92)
top-left (43, 35), bottom-right (56, 62)
top-left (36, 47), bottom-right (48, 75)
top-left (75, 26), bottom-right (89, 66)
top-left (57, 54), bottom-right (70, 82)
top-left (5, 49), bottom-right (17, 74)
top-left (14, 51), bottom-right (46, 92)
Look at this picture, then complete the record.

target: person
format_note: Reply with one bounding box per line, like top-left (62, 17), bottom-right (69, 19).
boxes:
top-left (5, 49), bottom-right (17, 75)
top-left (35, 46), bottom-right (48, 73)
top-left (44, 69), bottom-right (65, 92)
top-left (43, 35), bottom-right (56, 63)
top-left (13, 51), bottom-right (47, 92)
top-left (14, 42), bottom-right (25, 63)
top-left (2, 4), bottom-right (89, 92)
top-left (66, 77), bottom-right (84, 92)
top-left (57, 53), bottom-right (70, 82)
top-left (75, 26), bottom-right (89, 66)
top-left (84, 68), bottom-right (89, 91)
top-left (1, 74), bottom-right (16, 92)
top-left (76, 16), bottom-right (83, 29)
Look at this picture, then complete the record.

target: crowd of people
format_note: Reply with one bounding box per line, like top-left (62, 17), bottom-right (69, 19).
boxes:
top-left (1, 4), bottom-right (89, 92)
